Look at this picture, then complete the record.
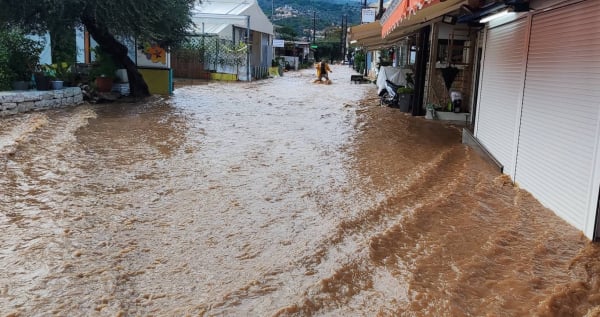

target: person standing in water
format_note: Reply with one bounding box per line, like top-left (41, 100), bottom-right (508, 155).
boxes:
top-left (315, 60), bottom-right (332, 82)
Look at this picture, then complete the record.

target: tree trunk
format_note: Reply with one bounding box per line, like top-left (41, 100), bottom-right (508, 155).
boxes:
top-left (81, 14), bottom-right (150, 98)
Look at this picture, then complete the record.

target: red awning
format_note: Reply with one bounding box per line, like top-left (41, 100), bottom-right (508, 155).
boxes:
top-left (381, 0), bottom-right (440, 37)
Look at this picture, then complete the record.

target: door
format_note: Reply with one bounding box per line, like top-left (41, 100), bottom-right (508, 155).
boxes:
top-left (474, 18), bottom-right (529, 177)
top-left (514, 0), bottom-right (600, 235)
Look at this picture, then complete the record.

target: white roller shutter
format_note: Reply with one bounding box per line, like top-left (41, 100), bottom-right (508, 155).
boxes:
top-left (474, 18), bottom-right (529, 178)
top-left (515, 0), bottom-right (600, 234)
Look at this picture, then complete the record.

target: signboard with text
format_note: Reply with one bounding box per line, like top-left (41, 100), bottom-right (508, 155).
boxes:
top-left (361, 8), bottom-right (376, 23)
top-left (273, 39), bottom-right (285, 47)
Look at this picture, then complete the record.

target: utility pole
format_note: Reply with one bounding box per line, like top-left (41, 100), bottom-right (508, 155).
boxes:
top-left (246, 15), bottom-right (251, 82)
top-left (312, 11), bottom-right (316, 43)
top-left (340, 15), bottom-right (347, 62)
top-left (340, 15), bottom-right (344, 61)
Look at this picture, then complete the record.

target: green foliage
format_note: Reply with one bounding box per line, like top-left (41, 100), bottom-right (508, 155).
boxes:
top-left (43, 62), bottom-right (73, 81)
top-left (276, 25), bottom-right (297, 41)
top-left (313, 40), bottom-right (342, 63)
top-left (2, 0), bottom-right (200, 97)
top-left (0, 40), bottom-right (11, 90)
top-left (353, 50), bottom-right (366, 74)
top-left (50, 25), bottom-right (76, 66)
top-left (174, 37), bottom-right (206, 62)
top-left (0, 0), bottom-right (197, 48)
top-left (377, 48), bottom-right (393, 68)
top-left (397, 87), bottom-right (414, 94)
top-left (322, 26), bottom-right (341, 41)
top-left (299, 62), bottom-right (312, 70)
top-left (274, 56), bottom-right (285, 66)
top-left (259, 0), bottom-right (361, 37)
top-left (89, 46), bottom-right (118, 80)
top-left (204, 39), bottom-right (247, 69)
top-left (0, 27), bottom-right (44, 83)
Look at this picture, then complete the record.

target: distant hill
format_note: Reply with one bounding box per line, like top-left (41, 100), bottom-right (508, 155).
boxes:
top-left (257, 0), bottom-right (365, 39)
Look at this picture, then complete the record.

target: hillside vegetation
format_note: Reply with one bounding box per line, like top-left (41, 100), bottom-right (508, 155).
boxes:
top-left (257, 0), bottom-right (363, 38)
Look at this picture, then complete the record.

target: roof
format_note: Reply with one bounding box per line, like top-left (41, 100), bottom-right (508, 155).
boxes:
top-left (191, 0), bottom-right (273, 36)
top-left (193, 0), bottom-right (251, 15)
top-left (349, 0), bottom-right (466, 48)
top-left (381, 0), bottom-right (465, 37)
top-left (349, 22), bottom-right (389, 49)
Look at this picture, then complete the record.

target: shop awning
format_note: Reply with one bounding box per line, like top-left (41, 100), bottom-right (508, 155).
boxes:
top-left (382, 0), bottom-right (465, 38)
top-left (348, 22), bottom-right (387, 49)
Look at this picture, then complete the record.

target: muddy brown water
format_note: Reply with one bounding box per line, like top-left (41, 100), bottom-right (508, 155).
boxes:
top-left (1, 66), bottom-right (599, 316)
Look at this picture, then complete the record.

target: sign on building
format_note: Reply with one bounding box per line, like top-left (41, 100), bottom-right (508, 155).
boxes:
top-left (137, 42), bottom-right (170, 68)
top-left (273, 39), bottom-right (285, 48)
top-left (362, 8), bottom-right (376, 23)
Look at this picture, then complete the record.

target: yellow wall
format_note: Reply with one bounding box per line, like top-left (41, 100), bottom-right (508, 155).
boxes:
top-left (210, 73), bottom-right (237, 81)
top-left (138, 68), bottom-right (172, 95)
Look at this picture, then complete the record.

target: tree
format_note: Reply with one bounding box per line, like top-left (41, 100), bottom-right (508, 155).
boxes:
top-left (0, 0), bottom-right (199, 97)
top-left (275, 25), bottom-right (297, 41)
top-left (322, 26), bottom-right (341, 42)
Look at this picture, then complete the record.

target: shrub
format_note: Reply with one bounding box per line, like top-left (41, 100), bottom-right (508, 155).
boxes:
top-left (0, 27), bottom-right (44, 83)
top-left (0, 41), bottom-right (11, 90)
top-left (89, 46), bottom-right (118, 80)
top-left (397, 87), bottom-right (414, 94)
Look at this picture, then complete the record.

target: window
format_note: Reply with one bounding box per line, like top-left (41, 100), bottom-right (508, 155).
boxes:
top-left (437, 39), bottom-right (467, 65)
top-left (398, 38), bottom-right (417, 68)
top-left (409, 45), bottom-right (417, 65)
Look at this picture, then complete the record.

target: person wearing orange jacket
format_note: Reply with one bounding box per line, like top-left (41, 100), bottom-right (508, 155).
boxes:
top-left (315, 60), bottom-right (332, 82)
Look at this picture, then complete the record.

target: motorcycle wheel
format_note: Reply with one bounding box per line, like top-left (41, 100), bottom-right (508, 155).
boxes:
top-left (380, 92), bottom-right (391, 107)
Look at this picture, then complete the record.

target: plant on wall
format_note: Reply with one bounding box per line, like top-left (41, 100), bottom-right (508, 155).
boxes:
top-left (0, 36), bottom-right (11, 90)
top-left (0, 27), bottom-right (44, 85)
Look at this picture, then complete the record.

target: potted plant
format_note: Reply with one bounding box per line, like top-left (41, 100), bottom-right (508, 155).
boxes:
top-left (90, 46), bottom-right (117, 92)
top-left (34, 69), bottom-right (52, 90)
top-left (35, 63), bottom-right (58, 91)
top-left (0, 27), bottom-right (44, 90)
top-left (47, 62), bottom-right (71, 89)
top-left (397, 73), bottom-right (415, 113)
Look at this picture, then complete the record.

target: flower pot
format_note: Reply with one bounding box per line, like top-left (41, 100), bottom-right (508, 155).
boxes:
top-left (11, 81), bottom-right (29, 91)
top-left (95, 77), bottom-right (113, 92)
top-left (398, 93), bottom-right (413, 113)
top-left (50, 80), bottom-right (64, 90)
top-left (34, 74), bottom-right (51, 91)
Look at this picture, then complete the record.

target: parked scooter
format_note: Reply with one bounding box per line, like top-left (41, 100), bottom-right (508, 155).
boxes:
top-left (379, 79), bottom-right (404, 107)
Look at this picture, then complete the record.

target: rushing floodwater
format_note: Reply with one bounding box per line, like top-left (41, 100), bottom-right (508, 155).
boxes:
top-left (1, 66), bottom-right (599, 316)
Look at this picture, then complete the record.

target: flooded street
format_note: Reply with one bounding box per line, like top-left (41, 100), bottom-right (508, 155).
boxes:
top-left (1, 65), bottom-right (600, 316)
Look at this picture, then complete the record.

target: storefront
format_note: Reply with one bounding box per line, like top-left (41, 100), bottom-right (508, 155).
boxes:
top-left (380, 0), bottom-right (475, 117)
top-left (473, 0), bottom-right (600, 240)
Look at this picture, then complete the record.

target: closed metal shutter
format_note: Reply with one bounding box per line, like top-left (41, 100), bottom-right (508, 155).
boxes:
top-left (515, 0), bottom-right (600, 233)
top-left (474, 18), bottom-right (529, 177)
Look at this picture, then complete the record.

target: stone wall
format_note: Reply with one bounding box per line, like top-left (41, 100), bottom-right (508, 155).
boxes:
top-left (0, 87), bottom-right (84, 117)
